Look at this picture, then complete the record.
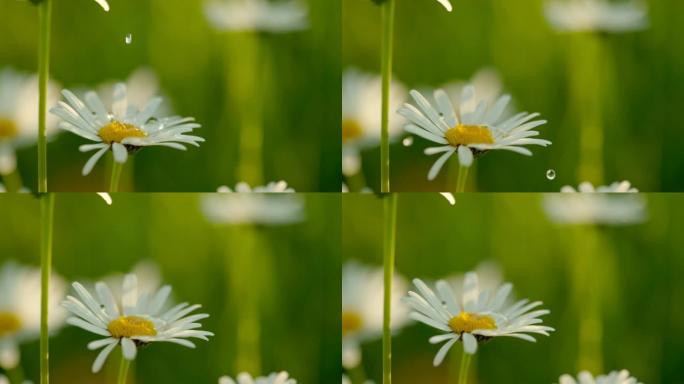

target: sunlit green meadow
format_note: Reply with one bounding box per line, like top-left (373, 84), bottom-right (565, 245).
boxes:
top-left (0, 193), bottom-right (341, 383)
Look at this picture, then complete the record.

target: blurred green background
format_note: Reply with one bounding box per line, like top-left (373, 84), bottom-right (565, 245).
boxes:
top-left (0, 0), bottom-right (340, 192)
top-left (343, 0), bottom-right (684, 192)
top-left (0, 193), bottom-right (340, 383)
top-left (343, 193), bottom-right (684, 383)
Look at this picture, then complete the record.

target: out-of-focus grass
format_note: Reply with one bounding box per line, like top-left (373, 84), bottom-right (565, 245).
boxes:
top-left (343, 0), bottom-right (684, 192)
top-left (343, 193), bottom-right (684, 383)
top-left (0, 0), bottom-right (340, 192)
top-left (0, 193), bottom-right (341, 383)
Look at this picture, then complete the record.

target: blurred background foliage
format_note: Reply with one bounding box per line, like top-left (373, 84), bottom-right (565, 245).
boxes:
top-left (0, 0), bottom-right (340, 192)
top-left (343, 193), bottom-right (684, 383)
top-left (343, 0), bottom-right (684, 192)
top-left (0, 193), bottom-right (341, 383)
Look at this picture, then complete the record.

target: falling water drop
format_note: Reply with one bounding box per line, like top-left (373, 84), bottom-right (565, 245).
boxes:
top-left (125, 33), bottom-right (133, 45)
top-left (402, 136), bottom-right (414, 147)
top-left (546, 169), bottom-right (556, 180)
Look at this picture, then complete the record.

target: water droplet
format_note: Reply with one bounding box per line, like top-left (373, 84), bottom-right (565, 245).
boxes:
top-left (546, 169), bottom-right (556, 180)
top-left (402, 136), bottom-right (414, 147)
top-left (125, 33), bottom-right (132, 45)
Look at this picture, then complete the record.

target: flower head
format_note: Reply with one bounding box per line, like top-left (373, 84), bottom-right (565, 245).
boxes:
top-left (403, 272), bottom-right (554, 365)
top-left (0, 262), bottom-right (66, 369)
top-left (545, 0), bottom-right (648, 33)
top-left (0, 68), bottom-right (60, 175)
top-left (399, 87), bottom-right (550, 180)
top-left (543, 181), bottom-right (646, 225)
top-left (342, 69), bottom-right (407, 176)
top-left (558, 370), bottom-right (643, 384)
top-left (342, 261), bottom-right (409, 368)
top-left (50, 84), bottom-right (204, 176)
top-left (61, 274), bottom-right (213, 373)
top-left (219, 372), bottom-right (296, 384)
top-left (205, 0), bottom-right (308, 33)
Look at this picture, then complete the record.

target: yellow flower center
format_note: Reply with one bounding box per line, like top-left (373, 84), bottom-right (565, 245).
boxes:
top-left (107, 316), bottom-right (157, 338)
top-left (342, 311), bottom-right (363, 336)
top-left (448, 312), bottom-right (496, 334)
top-left (342, 119), bottom-right (363, 143)
top-left (0, 118), bottom-right (18, 140)
top-left (0, 311), bottom-right (22, 338)
top-left (98, 121), bottom-right (147, 144)
top-left (445, 124), bottom-right (494, 147)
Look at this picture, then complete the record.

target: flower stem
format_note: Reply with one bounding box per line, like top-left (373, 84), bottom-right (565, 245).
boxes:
top-left (109, 159), bottom-right (123, 193)
top-left (37, 0), bottom-right (52, 193)
top-left (382, 193), bottom-right (398, 384)
top-left (39, 193), bottom-right (55, 384)
top-left (455, 165), bottom-right (469, 193)
top-left (117, 354), bottom-right (130, 384)
top-left (380, 0), bottom-right (395, 193)
top-left (458, 352), bottom-right (472, 384)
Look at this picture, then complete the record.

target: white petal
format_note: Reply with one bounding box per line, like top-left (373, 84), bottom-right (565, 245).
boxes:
top-left (462, 332), bottom-right (478, 354)
top-left (428, 149), bottom-right (455, 180)
top-left (91, 341), bottom-right (118, 373)
top-left (111, 142), bottom-right (128, 163)
top-left (82, 146), bottom-right (110, 176)
top-left (93, 0), bottom-right (110, 11)
top-left (457, 146), bottom-right (474, 167)
top-left (433, 337), bottom-right (458, 366)
top-left (121, 338), bottom-right (137, 360)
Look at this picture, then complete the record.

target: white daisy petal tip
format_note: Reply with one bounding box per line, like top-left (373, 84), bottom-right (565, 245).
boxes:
top-left (437, 0), bottom-right (453, 12)
top-left (93, 0), bottom-right (110, 11)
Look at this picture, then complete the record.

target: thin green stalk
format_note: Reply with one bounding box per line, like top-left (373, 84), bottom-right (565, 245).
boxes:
top-left (117, 354), bottom-right (130, 384)
top-left (37, 0), bottom-right (52, 193)
top-left (39, 193), bottom-right (55, 384)
top-left (380, 0), bottom-right (395, 193)
top-left (1, 168), bottom-right (23, 193)
top-left (458, 352), bottom-right (472, 384)
top-left (109, 159), bottom-right (123, 193)
top-left (455, 166), bottom-right (469, 193)
top-left (382, 193), bottom-right (398, 384)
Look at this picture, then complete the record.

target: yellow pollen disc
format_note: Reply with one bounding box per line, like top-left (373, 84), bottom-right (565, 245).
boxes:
top-left (342, 119), bottom-right (363, 143)
top-left (0, 311), bottom-right (22, 338)
top-left (98, 121), bottom-right (147, 144)
top-left (342, 311), bottom-right (363, 336)
top-left (107, 316), bottom-right (157, 338)
top-left (448, 312), bottom-right (496, 334)
top-left (0, 118), bottom-right (18, 140)
top-left (445, 124), bottom-right (494, 147)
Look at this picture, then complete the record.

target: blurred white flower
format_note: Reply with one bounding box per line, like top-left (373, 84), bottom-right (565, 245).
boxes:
top-left (62, 274), bottom-right (213, 373)
top-left (342, 261), bottom-right (409, 368)
top-left (543, 181), bottom-right (646, 225)
top-left (100, 261), bottom-right (165, 305)
top-left (97, 68), bottom-right (172, 118)
top-left (0, 68), bottom-right (60, 175)
top-left (201, 184), bottom-right (304, 225)
top-left (218, 372), bottom-right (296, 384)
top-left (50, 84), bottom-right (204, 175)
top-left (0, 374), bottom-right (31, 384)
top-left (558, 370), bottom-right (642, 384)
top-left (342, 68), bottom-right (407, 176)
top-left (403, 272), bottom-right (554, 364)
top-left (442, 68), bottom-right (508, 121)
top-left (545, 0), bottom-right (648, 33)
top-left (446, 261), bottom-right (505, 298)
top-left (399, 87), bottom-right (550, 179)
top-left (204, 0), bottom-right (308, 33)
top-left (0, 262), bottom-right (66, 369)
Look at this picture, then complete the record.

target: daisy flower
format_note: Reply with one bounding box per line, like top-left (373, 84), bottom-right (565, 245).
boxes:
top-left (543, 181), bottom-right (646, 225)
top-left (49, 84), bottom-right (204, 176)
top-left (403, 272), bottom-right (554, 365)
top-left (545, 0), bottom-right (648, 33)
top-left (201, 182), bottom-right (304, 225)
top-left (342, 261), bottom-right (409, 368)
top-left (342, 68), bottom-right (407, 176)
top-left (61, 274), bottom-right (213, 373)
top-left (558, 370), bottom-right (643, 384)
top-left (0, 68), bottom-right (60, 175)
top-left (0, 262), bottom-right (66, 369)
top-left (398, 87), bottom-right (551, 180)
top-left (219, 372), bottom-right (296, 384)
top-left (204, 0), bottom-right (308, 33)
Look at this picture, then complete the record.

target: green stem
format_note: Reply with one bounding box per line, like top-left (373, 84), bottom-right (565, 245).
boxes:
top-left (109, 159), bottom-right (123, 193)
top-left (117, 354), bottom-right (130, 384)
top-left (458, 352), bottom-right (472, 384)
top-left (37, 0), bottom-right (52, 193)
top-left (40, 193), bottom-right (55, 384)
top-left (380, 0), bottom-right (395, 193)
top-left (1, 168), bottom-right (23, 193)
top-left (382, 194), bottom-right (398, 384)
top-left (455, 166), bottom-right (469, 193)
